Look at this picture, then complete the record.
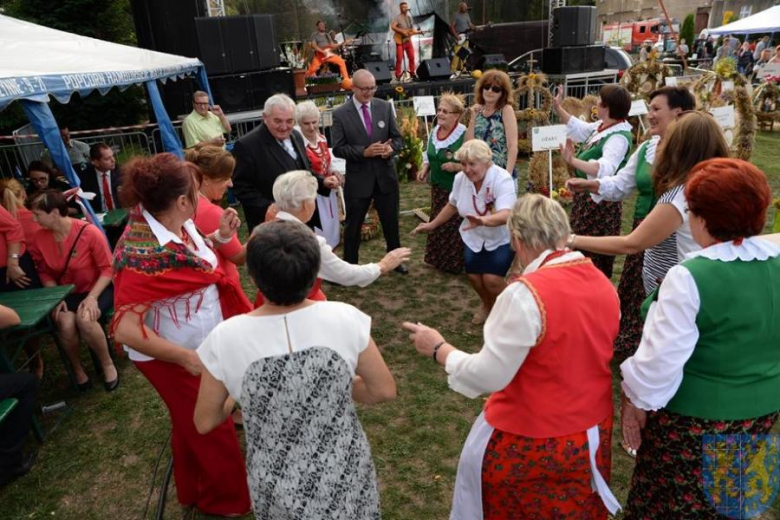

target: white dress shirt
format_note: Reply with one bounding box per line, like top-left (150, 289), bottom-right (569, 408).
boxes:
top-left (125, 208), bottom-right (222, 363)
top-left (593, 136), bottom-right (659, 204)
top-left (278, 138), bottom-right (298, 160)
top-left (448, 164), bottom-right (516, 253)
top-left (276, 211), bottom-right (381, 286)
top-left (566, 117), bottom-right (632, 179)
top-left (445, 249), bottom-right (584, 398)
top-left (621, 238), bottom-right (780, 410)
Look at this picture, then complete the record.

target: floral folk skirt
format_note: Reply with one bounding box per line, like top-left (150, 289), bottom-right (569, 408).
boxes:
top-left (570, 191), bottom-right (622, 279)
top-left (624, 409), bottom-right (780, 519)
top-left (480, 415), bottom-right (613, 520)
top-left (613, 217), bottom-right (646, 361)
top-left (424, 185), bottom-right (464, 274)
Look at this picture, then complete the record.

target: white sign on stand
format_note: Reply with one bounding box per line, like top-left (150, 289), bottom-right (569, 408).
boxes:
top-left (629, 100), bottom-right (648, 117)
top-left (413, 96), bottom-right (436, 117)
top-left (710, 105), bottom-right (736, 130)
top-left (321, 110), bottom-right (333, 127)
top-left (532, 125), bottom-right (568, 199)
top-left (721, 80), bottom-right (735, 92)
top-left (531, 125), bottom-right (567, 152)
top-left (759, 63), bottom-right (780, 79)
top-left (665, 76), bottom-right (678, 86)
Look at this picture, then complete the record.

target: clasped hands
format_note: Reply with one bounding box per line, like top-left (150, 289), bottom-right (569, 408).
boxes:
top-left (363, 140), bottom-right (394, 159)
top-left (217, 207), bottom-right (241, 240)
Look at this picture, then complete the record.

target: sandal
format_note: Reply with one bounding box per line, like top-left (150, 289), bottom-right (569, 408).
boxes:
top-left (471, 306), bottom-right (489, 325)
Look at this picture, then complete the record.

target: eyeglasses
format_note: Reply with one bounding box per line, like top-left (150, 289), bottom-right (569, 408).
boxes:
top-left (193, 102), bottom-right (209, 106)
top-left (436, 108), bottom-right (458, 114)
top-left (482, 85), bottom-right (503, 93)
top-left (354, 85), bottom-right (378, 93)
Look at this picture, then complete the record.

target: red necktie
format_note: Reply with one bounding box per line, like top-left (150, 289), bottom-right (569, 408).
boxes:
top-left (101, 173), bottom-right (114, 211)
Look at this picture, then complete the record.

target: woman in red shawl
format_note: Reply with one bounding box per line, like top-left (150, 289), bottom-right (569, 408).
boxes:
top-left (112, 153), bottom-right (251, 517)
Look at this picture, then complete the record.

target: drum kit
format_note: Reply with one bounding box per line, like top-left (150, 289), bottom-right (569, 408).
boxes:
top-left (279, 36), bottom-right (373, 78)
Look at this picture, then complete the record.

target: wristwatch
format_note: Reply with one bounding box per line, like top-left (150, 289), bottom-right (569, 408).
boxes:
top-left (8, 253), bottom-right (20, 260)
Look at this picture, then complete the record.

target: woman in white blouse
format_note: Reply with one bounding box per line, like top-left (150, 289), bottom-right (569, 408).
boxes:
top-left (554, 84), bottom-right (633, 279)
top-left (619, 158), bottom-right (780, 518)
top-left (565, 86), bottom-right (695, 363)
top-left (412, 139), bottom-right (516, 325)
top-left (195, 220), bottom-right (396, 518)
top-left (569, 111), bottom-right (730, 295)
top-left (405, 194), bottom-right (622, 519)
top-left (268, 170), bottom-right (410, 292)
top-left (417, 93), bottom-right (468, 274)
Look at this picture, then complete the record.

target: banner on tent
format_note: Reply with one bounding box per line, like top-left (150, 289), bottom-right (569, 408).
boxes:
top-left (0, 64), bottom-right (201, 109)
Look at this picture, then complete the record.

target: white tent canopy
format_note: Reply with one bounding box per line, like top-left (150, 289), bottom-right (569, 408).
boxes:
top-left (0, 13), bottom-right (203, 109)
top-left (707, 5), bottom-right (780, 36)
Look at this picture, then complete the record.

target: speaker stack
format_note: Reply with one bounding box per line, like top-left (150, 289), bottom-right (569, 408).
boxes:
top-left (542, 6), bottom-right (605, 75)
top-left (130, 1), bottom-right (291, 117)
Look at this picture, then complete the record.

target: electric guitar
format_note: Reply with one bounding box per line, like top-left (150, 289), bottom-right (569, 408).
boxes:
top-left (394, 27), bottom-right (429, 45)
top-left (314, 38), bottom-right (356, 60)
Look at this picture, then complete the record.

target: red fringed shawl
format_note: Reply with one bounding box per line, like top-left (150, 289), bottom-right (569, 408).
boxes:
top-left (111, 207), bottom-right (252, 344)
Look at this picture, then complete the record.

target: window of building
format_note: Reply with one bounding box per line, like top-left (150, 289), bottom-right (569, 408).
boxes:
top-left (739, 5), bottom-right (752, 18)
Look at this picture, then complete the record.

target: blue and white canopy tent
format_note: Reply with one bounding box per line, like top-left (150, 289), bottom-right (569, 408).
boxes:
top-left (707, 5), bottom-right (780, 36)
top-left (0, 13), bottom-right (213, 229)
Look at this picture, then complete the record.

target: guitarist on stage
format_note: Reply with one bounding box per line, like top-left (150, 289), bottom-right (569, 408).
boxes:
top-left (450, 2), bottom-right (476, 73)
top-left (391, 2), bottom-right (421, 81)
top-left (306, 20), bottom-right (352, 90)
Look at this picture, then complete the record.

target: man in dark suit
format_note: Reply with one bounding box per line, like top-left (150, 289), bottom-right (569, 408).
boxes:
top-left (332, 69), bottom-right (407, 273)
top-left (79, 143), bottom-right (122, 214)
top-left (232, 94), bottom-right (334, 232)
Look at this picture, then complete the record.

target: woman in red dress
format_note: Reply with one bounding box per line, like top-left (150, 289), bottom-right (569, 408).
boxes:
top-left (112, 153), bottom-right (251, 517)
top-left (185, 146), bottom-right (246, 289)
top-left (29, 190), bottom-right (117, 391)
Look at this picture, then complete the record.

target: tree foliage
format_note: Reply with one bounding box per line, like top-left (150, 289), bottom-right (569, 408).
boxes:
top-left (681, 13), bottom-right (695, 46)
top-left (0, 0), bottom-right (145, 134)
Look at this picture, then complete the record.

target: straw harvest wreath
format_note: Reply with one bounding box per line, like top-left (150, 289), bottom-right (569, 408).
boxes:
top-left (514, 73), bottom-right (554, 154)
top-left (693, 59), bottom-right (756, 161)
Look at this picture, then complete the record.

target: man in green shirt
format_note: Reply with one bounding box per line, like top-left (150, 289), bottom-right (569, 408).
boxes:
top-left (182, 91), bottom-right (231, 149)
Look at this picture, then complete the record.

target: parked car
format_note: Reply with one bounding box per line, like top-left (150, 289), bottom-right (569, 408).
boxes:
top-left (507, 46), bottom-right (633, 77)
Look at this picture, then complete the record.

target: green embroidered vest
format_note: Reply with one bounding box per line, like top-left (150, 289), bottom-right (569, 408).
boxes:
top-left (427, 131), bottom-right (465, 191)
top-left (574, 130), bottom-right (633, 179)
top-left (633, 140), bottom-right (656, 220)
top-left (665, 255), bottom-right (780, 420)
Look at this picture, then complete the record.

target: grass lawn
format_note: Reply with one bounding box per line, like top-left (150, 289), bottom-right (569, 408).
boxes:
top-left (2, 132), bottom-right (780, 519)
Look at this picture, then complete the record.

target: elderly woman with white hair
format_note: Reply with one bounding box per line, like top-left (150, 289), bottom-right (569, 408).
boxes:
top-left (412, 139), bottom-right (516, 324)
top-left (405, 194), bottom-right (621, 519)
top-left (296, 100), bottom-right (343, 249)
top-left (254, 170), bottom-right (411, 306)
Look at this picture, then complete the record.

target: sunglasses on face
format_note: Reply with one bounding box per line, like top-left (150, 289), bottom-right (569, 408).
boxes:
top-left (483, 85), bottom-right (503, 93)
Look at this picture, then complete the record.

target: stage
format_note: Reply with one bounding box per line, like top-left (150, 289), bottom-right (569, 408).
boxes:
top-left (296, 74), bottom-right (478, 103)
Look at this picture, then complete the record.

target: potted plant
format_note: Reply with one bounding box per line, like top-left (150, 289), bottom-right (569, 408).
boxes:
top-left (281, 41), bottom-right (308, 97)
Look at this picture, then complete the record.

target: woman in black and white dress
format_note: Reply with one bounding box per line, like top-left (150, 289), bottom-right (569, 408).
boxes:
top-left (194, 220), bottom-right (396, 519)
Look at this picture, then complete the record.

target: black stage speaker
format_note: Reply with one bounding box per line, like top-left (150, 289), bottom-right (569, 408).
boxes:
top-left (131, 0), bottom-right (205, 57)
top-left (360, 61), bottom-right (393, 84)
top-left (477, 54), bottom-right (508, 70)
top-left (195, 15), bottom-right (280, 75)
top-left (248, 68), bottom-right (295, 109)
top-left (551, 6), bottom-right (597, 47)
top-left (542, 46), bottom-right (605, 75)
top-left (417, 58), bottom-right (451, 80)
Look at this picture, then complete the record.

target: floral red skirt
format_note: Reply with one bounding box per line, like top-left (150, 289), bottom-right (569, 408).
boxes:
top-left (624, 409), bottom-right (780, 519)
top-left (570, 191), bottom-right (622, 279)
top-left (424, 185), bottom-right (464, 274)
top-left (481, 414), bottom-right (613, 519)
top-left (613, 217), bottom-right (645, 360)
